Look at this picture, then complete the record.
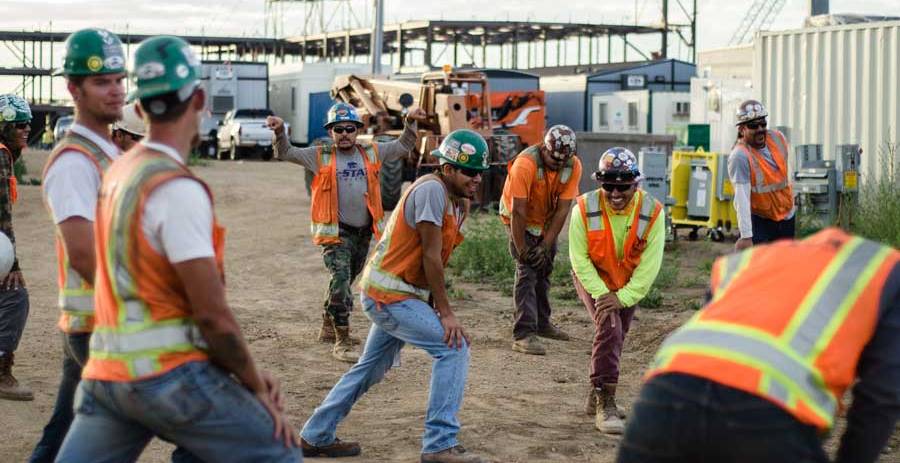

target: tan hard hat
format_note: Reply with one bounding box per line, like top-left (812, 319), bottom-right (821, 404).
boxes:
top-left (112, 103), bottom-right (145, 136)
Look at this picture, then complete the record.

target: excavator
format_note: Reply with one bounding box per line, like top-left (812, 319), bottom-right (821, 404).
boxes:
top-left (330, 67), bottom-right (545, 209)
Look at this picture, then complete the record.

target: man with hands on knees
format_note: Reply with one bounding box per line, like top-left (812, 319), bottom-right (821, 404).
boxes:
top-left (568, 147), bottom-right (664, 435)
top-left (267, 103), bottom-right (425, 363)
top-left (55, 35), bottom-right (300, 463)
top-left (299, 129), bottom-right (490, 463)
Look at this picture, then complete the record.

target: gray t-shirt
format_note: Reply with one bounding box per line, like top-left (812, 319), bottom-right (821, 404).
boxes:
top-left (728, 144), bottom-right (778, 184)
top-left (274, 122), bottom-right (418, 227)
top-left (403, 179), bottom-right (449, 228)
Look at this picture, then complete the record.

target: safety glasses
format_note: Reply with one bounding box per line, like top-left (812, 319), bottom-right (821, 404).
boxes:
top-left (331, 125), bottom-right (357, 134)
top-left (744, 120), bottom-right (767, 130)
top-left (600, 183), bottom-right (635, 193)
top-left (455, 166), bottom-right (482, 178)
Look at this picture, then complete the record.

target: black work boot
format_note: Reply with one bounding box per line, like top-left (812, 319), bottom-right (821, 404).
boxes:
top-left (0, 352), bottom-right (33, 401)
top-left (301, 437), bottom-right (361, 458)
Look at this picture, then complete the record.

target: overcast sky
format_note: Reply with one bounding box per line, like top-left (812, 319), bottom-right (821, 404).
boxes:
top-left (1, 0), bottom-right (897, 52)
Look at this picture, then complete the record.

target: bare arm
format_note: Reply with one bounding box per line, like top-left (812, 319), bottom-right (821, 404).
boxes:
top-left (417, 220), bottom-right (469, 349)
top-left (57, 217), bottom-right (96, 283)
top-left (541, 198), bottom-right (573, 247)
top-left (173, 257), bottom-right (265, 392)
top-left (510, 198), bottom-right (529, 256)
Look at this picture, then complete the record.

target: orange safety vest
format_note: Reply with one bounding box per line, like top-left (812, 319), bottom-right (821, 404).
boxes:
top-left (41, 132), bottom-right (115, 334)
top-left (309, 143), bottom-right (385, 245)
top-left (499, 145), bottom-right (580, 236)
top-left (360, 174), bottom-right (466, 304)
top-left (576, 189), bottom-right (663, 291)
top-left (83, 148), bottom-right (226, 382)
top-left (647, 228), bottom-right (899, 430)
top-left (0, 143), bottom-right (17, 204)
top-left (734, 129), bottom-right (794, 221)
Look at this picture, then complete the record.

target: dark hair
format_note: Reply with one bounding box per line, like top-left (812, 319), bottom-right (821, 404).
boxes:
top-left (0, 123), bottom-right (23, 159)
top-left (140, 90), bottom-right (194, 124)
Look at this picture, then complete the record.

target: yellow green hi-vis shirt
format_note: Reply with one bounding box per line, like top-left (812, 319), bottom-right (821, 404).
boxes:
top-left (567, 190), bottom-right (665, 307)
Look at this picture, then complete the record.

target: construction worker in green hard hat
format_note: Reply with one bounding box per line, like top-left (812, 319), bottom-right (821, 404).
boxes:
top-left (33, 27), bottom-right (126, 462)
top-left (299, 129), bottom-right (490, 463)
top-left (55, 35), bottom-right (300, 462)
top-left (0, 94), bottom-right (33, 405)
top-left (268, 101), bottom-right (425, 363)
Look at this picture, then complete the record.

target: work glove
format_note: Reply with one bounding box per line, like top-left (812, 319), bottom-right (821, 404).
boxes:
top-left (522, 244), bottom-right (551, 270)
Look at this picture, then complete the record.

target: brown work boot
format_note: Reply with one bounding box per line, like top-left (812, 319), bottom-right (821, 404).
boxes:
top-left (0, 352), bottom-right (33, 401)
top-left (319, 314), bottom-right (361, 346)
top-left (511, 335), bottom-right (546, 355)
top-left (333, 326), bottom-right (361, 363)
top-left (318, 313), bottom-right (336, 343)
top-left (537, 324), bottom-right (570, 341)
top-left (585, 385), bottom-right (626, 418)
top-left (421, 445), bottom-right (485, 463)
top-left (301, 437), bottom-right (361, 457)
top-left (595, 384), bottom-right (625, 434)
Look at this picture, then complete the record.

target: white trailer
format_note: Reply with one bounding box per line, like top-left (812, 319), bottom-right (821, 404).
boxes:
top-left (198, 61), bottom-right (268, 156)
top-left (591, 89), bottom-right (691, 141)
top-left (269, 62), bottom-right (391, 145)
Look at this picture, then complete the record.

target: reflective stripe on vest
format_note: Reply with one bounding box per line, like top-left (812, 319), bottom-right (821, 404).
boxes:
top-left (583, 190), bottom-right (604, 232)
top-left (92, 155), bottom-right (207, 374)
top-left (711, 250), bottom-right (754, 302)
top-left (655, 236), bottom-right (893, 427)
top-left (743, 131), bottom-right (789, 194)
top-left (45, 133), bottom-right (115, 332)
top-left (635, 192), bottom-right (658, 239)
top-left (311, 143), bottom-right (381, 243)
top-left (362, 266), bottom-right (431, 301)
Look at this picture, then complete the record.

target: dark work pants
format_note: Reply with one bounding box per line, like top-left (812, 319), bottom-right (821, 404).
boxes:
top-left (0, 286), bottom-right (29, 353)
top-left (29, 332), bottom-right (90, 463)
top-left (573, 273), bottom-right (636, 387)
top-left (509, 233), bottom-right (557, 340)
top-left (321, 224), bottom-right (372, 327)
top-left (751, 214), bottom-right (796, 245)
top-left (617, 373), bottom-right (828, 463)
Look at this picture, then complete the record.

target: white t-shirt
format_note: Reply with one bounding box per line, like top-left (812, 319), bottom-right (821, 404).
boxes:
top-left (140, 141), bottom-right (215, 264)
top-left (43, 123), bottom-right (120, 224)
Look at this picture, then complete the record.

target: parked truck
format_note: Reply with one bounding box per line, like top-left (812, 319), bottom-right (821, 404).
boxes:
top-left (199, 61), bottom-right (268, 157)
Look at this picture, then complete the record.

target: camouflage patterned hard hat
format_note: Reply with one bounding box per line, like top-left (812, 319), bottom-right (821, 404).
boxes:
top-left (543, 124), bottom-right (576, 161)
top-left (735, 99), bottom-right (768, 126)
top-left (130, 35), bottom-right (201, 105)
top-left (58, 28), bottom-right (126, 76)
top-left (432, 129), bottom-right (490, 171)
top-left (595, 147), bottom-right (640, 183)
top-left (0, 94), bottom-right (32, 123)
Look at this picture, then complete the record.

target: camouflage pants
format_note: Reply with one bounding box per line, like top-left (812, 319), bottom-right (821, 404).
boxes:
top-left (321, 224), bottom-right (372, 327)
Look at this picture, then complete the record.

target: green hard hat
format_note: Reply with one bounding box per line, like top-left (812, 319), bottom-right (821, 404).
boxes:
top-left (130, 35), bottom-right (201, 103)
top-left (0, 94), bottom-right (32, 123)
top-left (431, 129), bottom-right (490, 171)
top-left (58, 28), bottom-right (126, 76)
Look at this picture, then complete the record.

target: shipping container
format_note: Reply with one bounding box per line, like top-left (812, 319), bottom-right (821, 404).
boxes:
top-left (198, 61), bottom-right (269, 155)
top-left (754, 20), bottom-right (900, 180)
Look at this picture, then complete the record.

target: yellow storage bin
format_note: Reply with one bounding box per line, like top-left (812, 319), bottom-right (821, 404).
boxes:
top-left (669, 148), bottom-right (737, 241)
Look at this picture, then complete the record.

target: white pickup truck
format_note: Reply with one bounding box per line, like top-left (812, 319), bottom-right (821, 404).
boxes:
top-left (216, 108), bottom-right (288, 161)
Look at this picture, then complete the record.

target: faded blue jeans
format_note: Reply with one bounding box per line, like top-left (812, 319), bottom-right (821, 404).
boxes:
top-left (301, 295), bottom-right (470, 454)
top-left (55, 361), bottom-right (301, 463)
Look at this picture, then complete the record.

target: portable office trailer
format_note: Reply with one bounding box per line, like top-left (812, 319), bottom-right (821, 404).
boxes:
top-left (690, 77), bottom-right (754, 153)
top-left (269, 63), bottom-right (391, 145)
top-left (754, 20), bottom-right (900, 181)
top-left (540, 59), bottom-right (696, 132)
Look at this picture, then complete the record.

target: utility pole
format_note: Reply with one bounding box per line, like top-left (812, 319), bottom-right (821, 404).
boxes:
top-left (370, 0), bottom-right (384, 74)
top-left (661, 0), bottom-right (668, 59)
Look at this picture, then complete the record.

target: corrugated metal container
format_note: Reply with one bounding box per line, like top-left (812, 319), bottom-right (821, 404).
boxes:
top-left (697, 45), bottom-right (754, 80)
top-left (754, 21), bottom-right (900, 180)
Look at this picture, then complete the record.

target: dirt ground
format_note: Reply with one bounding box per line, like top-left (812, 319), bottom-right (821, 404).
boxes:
top-left (2, 149), bottom-right (898, 462)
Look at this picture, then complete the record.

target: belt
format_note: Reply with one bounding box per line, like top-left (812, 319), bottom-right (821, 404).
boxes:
top-left (339, 222), bottom-right (372, 235)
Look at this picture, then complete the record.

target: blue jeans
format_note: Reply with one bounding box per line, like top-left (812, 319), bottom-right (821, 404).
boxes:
top-left (0, 286), bottom-right (29, 353)
top-left (55, 361), bottom-right (301, 463)
top-left (301, 295), bottom-right (470, 454)
top-left (29, 332), bottom-right (89, 463)
top-left (617, 373), bottom-right (828, 463)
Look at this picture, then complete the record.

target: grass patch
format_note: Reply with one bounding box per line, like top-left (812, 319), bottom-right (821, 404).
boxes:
top-left (14, 157), bottom-right (40, 185)
top-left (187, 151), bottom-right (210, 167)
top-left (850, 142), bottom-right (900, 248)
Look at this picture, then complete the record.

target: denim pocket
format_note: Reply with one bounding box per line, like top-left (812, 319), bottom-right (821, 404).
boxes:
top-left (73, 381), bottom-right (96, 415)
top-left (142, 370), bottom-right (213, 426)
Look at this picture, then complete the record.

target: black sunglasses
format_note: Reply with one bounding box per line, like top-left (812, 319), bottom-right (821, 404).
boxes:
top-left (331, 125), bottom-right (357, 134)
top-left (455, 166), bottom-right (482, 178)
top-left (744, 121), bottom-right (767, 130)
top-left (115, 129), bottom-right (142, 142)
top-left (600, 183), bottom-right (634, 193)
top-left (13, 122), bottom-right (29, 130)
